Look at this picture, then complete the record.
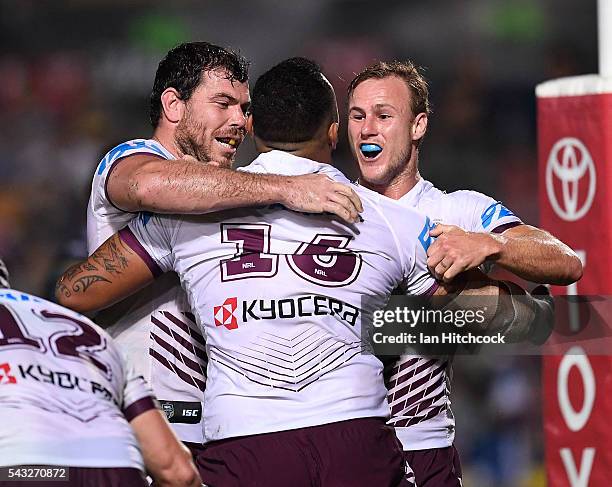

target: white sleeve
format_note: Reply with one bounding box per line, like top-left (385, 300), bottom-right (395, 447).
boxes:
top-left (91, 139), bottom-right (170, 219)
top-left (404, 214), bottom-right (439, 296)
top-left (448, 190), bottom-right (522, 234)
top-left (122, 359), bottom-right (158, 422)
top-left (123, 213), bottom-right (182, 275)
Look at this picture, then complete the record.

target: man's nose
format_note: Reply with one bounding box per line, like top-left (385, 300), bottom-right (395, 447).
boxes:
top-left (361, 116), bottom-right (378, 138)
top-left (229, 106), bottom-right (247, 128)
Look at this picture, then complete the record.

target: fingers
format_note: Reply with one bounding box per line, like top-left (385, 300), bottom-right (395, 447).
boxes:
top-left (328, 191), bottom-right (360, 223)
top-left (333, 183), bottom-right (364, 213)
top-left (288, 175), bottom-right (363, 223)
top-left (431, 256), bottom-right (464, 282)
top-left (433, 257), bottom-right (452, 281)
top-left (441, 261), bottom-right (464, 282)
top-left (429, 223), bottom-right (459, 237)
top-left (323, 201), bottom-right (355, 224)
top-left (426, 241), bottom-right (445, 269)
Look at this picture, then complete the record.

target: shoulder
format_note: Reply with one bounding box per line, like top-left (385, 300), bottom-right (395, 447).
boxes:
top-left (357, 186), bottom-right (432, 244)
top-left (94, 139), bottom-right (171, 177)
top-left (444, 189), bottom-right (497, 205)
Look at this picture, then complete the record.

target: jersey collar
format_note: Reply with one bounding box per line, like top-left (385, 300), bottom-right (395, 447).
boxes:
top-left (398, 178), bottom-right (434, 206)
top-left (242, 150), bottom-right (351, 183)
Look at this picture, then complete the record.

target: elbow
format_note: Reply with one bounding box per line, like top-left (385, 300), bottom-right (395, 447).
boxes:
top-left (56, 291), bottom-right (86, 314)
top-left (552, 254), bottom-right (583, 286)
top-left (55, 280), bottom-right (96, 314)
top-left (55, 280), bottom-right (75, 309)
top-left (122, 174), bottom-right (150, 212)
top-left (109, 170), bottom-right (156, 213)
top-left (567, 255), bottom-right (584, 283)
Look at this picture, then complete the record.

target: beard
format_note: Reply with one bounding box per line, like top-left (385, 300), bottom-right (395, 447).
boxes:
top-left (174, 113), bottom-right (213, 163)
top-left (174, 113), bottom-right (244, 169)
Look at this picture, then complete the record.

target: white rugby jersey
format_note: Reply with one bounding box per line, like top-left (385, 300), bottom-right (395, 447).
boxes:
top-left (88, 139), bottom-right (206, 443)
top-left (0, 289), bottom-right (156, 469)
top-left (126, 151), bottom-right (438, 442)
top-left (387, 178), bottom-right (522, 450)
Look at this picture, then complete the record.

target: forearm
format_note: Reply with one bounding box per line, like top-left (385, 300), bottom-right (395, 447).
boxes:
top-left (115, 157), bottom-right (285, 213)
top-left (487, 225), bottom-right (582, 285)
top-left (435, 270), bottom-right (553, 343)
top-left (131, 409), bottom-right (201, 487)
top-left (55, 233), bottom-right (154, 313)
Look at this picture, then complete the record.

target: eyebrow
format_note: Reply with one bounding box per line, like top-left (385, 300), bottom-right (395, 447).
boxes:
top-left (348, 103), bottom-right (397, 112)
top-left (372, 103), bottom-right (397, 111)
top-left (211, 92), bottom-right (239, 103)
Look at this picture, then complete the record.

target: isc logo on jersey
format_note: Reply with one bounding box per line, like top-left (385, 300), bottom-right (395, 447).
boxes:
top-left (213, 295), bottom-right (359, 331)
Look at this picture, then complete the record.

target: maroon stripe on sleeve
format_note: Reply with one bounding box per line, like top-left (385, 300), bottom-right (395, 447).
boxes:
top-left (491, 222), bottom-right (522, 234)
top-left (118, 227), bottom-right (163, 278)
top-left (123, 396), bottom-right (158, 422)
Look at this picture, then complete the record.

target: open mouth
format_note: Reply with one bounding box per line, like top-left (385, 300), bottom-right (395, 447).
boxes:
top-left (360, 143), bottom-right (383, 159)
top-left (215, 137), bottom-right (240, 150)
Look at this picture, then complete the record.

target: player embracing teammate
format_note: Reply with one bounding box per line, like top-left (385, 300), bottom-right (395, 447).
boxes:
top-left (347, 61), bottom-right (582, 486)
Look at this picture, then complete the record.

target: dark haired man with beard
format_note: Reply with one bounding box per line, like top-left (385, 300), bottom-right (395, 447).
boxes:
top-left (80, 42), bottom-right (363, 455)
top-left (347, 60), bottom-right (582, 486)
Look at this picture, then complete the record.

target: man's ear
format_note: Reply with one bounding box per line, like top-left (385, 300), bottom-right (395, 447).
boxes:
top-left (327, 122), bottom-right (339, 150)
top-left (160, 88), bottom-right (184, 124)
top-left (412, 112), bottom-right (428, 143)
top-left (246, 114), bottom-right (254, 138)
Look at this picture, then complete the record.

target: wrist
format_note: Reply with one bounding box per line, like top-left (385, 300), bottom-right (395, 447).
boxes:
top-left (483, 232), bottom-right (505, 262)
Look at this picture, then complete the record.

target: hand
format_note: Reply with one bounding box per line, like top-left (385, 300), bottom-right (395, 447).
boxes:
top-left (283, 174), bottom-right (364, 224)
top-left (427, 224), bottom-right (500, 282)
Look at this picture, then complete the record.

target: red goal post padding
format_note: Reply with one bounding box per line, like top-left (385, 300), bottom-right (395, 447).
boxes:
top-left (537, 75), bottom-right (612, 487)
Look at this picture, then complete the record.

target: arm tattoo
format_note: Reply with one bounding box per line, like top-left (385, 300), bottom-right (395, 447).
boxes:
top-left (56, 234), bottom-right (135, 296)
top-left (71, 275), bottom-right (111, 293)
top-left (91, 236), bottom-right (133, 274)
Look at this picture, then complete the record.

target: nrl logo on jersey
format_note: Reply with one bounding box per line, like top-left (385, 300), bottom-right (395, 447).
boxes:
top-left (213, 295), bottom-right (360, 331)
top-left (161, 402), bottom-right (175, 420)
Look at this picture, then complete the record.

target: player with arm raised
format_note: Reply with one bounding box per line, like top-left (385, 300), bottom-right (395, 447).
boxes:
top-left (86, 42), bottom-right (363, 453)
top-left (347, 60), bottom-right (582, 487)
top-left (0, 259), bottom-right (200, 487)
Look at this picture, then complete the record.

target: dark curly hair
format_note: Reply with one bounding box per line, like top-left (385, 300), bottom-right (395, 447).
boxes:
top-left (149, 41), bottom-right (249, 128)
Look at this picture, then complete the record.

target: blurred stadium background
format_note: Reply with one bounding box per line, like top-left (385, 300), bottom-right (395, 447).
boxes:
top-left (0, 1), bottom-right (599, 486)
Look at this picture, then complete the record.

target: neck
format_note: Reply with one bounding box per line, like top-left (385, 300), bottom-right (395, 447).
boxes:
top-left (152, 126), bottom-right (182, 159)
top-left (255, 138), bottom-right (333, 165)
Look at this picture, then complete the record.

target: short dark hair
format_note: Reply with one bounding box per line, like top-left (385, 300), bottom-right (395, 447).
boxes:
top-left (348, 60), bottom-right (431, 117)
top-left (149, 41), bottom-right (249, 128)
top-left (251, 57), bottom-right (337, 144)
